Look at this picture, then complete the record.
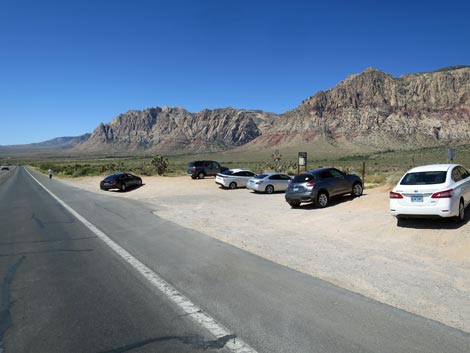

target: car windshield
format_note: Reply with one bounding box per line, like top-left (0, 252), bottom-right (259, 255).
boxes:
top-left (400, 171), bottom-right (447, 185)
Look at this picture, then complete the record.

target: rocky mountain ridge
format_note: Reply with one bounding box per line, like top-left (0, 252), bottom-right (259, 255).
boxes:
top-left (244, 66), bottom-right (470, 151)
top-left (3, 66), bottom-right (469, 156)
top-left (75, 107), bottom-right (276, 153)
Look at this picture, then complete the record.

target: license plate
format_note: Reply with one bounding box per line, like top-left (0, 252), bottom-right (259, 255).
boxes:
top-left (411, 195), bottom-right (423, 202)
top-left (293, 187), bottom-right (299, 192)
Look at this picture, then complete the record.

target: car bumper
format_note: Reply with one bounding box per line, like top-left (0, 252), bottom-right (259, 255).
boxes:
top-left (247, 183), bottom-right (263, 192)
top-left (285, 191), bottom-right (316, 204)
top-left (100, 184), bottom-right (118, 190)
top-left (390, 198), bottom-right (458, 218)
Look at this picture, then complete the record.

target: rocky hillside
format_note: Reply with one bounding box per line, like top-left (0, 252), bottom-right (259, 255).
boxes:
top-left (75, 107), bottom-right (276, 154)
top-left (244, 66), bottom-right (470, 150)
top-left (32, 66), bottom-right (469, 156)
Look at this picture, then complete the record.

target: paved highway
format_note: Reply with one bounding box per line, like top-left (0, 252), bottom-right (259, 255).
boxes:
top-left (1, 166), bottom-right (469, 353)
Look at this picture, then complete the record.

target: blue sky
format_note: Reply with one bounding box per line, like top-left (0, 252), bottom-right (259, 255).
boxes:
top-left (1, 0), bottom-right (469, 145)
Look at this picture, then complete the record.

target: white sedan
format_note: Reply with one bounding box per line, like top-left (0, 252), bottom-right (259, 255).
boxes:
top-left (215, 169), bottom-right (256, 189)
top-left (390, 164), bottom-right (470, 222)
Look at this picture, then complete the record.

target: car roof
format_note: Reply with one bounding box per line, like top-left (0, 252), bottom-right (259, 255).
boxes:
top-left (228, 168), bottom-right (248, 173)
top-left (261, 172), bottom-right (283, 176)
top-left (406, 164), bottom-right (459, 173)
top-left (305, 167), bottom-right (336, 175)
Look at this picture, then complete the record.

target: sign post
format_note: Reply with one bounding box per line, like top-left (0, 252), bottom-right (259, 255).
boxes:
top-left (447, 148), bottom-right (456, 162)
top-left (298, 152), bottom-right (307, 174)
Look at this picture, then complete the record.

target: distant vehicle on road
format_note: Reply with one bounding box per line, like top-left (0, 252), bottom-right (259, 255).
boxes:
top-left (100, 172), bottom-right (142, 192)
top-left (247, 172), bottom-right (291, 194)
top-left (285, 167), bottom-right (363, 208)
top-left (187, 160), bottom-right (228, 179)
top-left (215, 169), bottom-right (256, 189)
top-left (1, 165), bottom-right (9, 171)
top-left (390, 164), bottom-right (470, 222)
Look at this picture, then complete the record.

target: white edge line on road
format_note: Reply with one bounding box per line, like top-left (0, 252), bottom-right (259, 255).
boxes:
top-left (25, 168), bottom-right (258, 353)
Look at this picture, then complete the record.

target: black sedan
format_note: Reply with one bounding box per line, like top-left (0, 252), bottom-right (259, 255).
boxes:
top-left (100, 172), bottom-right (142, 191)
top-left (285, 167), bottom-right (363, 208)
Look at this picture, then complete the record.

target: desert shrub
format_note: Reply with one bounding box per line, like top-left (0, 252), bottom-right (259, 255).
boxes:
top-left (151, 155), bottom-right (169, 175)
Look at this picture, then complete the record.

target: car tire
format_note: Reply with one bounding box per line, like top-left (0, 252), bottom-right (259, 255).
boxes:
top-left (352, 183), bottom-right (363, 197)
top-left (289, 201), bottom-right (301, 208)
top-left (454, 199), bottom-right (465, 223)
top-left (229, 182), bottom-right (237, 189)
top-left (198, 172), bottom-right (205, 179)
top-left (120, 183), bottom-right (126, 192)
top-left (315, 192), bottom-right (329, 208)
top-left (265, 185), bottom-right (274, 194)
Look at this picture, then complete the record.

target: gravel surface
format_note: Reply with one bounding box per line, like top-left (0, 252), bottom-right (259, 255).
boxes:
top-left (60, 175), bottom-right (470, 333)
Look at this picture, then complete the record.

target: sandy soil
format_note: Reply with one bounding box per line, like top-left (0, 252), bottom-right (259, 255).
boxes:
top-left (61, 175), bottom-right (470, 333)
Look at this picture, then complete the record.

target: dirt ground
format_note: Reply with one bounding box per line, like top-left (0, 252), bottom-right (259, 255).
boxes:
top-left (60, 175), bottom-right (470, 333)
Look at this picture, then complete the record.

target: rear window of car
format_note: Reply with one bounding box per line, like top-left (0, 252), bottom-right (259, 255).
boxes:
top-left (221, 170), bottom-right (235, 175)
top-left (187, 161), bottom-right (203, 167)
top-left (254, 174), bottom-right (268, 179)
top-left (293, 174), bottom-right (315, 183)
top-left (400, 171), bottom-right (447, 185)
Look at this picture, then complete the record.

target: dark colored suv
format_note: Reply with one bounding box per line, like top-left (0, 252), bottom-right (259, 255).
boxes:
top-left (285, 167), bottom-right (363, 208)
top-left (187, 160), bottom-right (227, 179)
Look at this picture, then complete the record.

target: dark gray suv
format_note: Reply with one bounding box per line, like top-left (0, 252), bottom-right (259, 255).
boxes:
top-left (187, 160), bottom-right (228, 179)
top-left (285, 167), bottom-right (363, 208)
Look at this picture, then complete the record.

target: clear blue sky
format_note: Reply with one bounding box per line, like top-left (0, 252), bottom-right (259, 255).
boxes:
top-left (1, 0), bottom-right (469, 145)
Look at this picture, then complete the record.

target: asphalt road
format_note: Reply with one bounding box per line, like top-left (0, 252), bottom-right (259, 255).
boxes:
top-left (1, 166), bottom-right (469, 353)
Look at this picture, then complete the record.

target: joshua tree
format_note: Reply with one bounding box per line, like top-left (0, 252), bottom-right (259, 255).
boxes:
top-left (151, 155), bottom-right (169, 175)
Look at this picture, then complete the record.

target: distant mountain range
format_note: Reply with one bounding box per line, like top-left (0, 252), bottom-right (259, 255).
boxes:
top-left (2, 66), bottom-right (470, 157)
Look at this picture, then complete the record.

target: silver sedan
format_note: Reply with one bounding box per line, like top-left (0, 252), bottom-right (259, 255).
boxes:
top-left (247, 172), bottom-right (291, 194)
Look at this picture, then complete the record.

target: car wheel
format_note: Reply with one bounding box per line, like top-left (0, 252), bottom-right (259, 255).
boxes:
top-left (454, 199), bottom-right (465, 223)
top-left (120, 183), bottom-right (127, 192)
top-left (198, 172), bottom-right (205, 179)
top-left (265, 185), bottom-right (274, 194)
top-left (229, 182), bottom-right (237, 189)
top-left (352, 183), bottom-right (363, 197)
top-left (315, 192), bottom-right (329, 208)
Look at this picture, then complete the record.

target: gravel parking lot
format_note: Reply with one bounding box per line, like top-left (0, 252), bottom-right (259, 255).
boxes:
top-left (61, 175), bottom-right (470, 333)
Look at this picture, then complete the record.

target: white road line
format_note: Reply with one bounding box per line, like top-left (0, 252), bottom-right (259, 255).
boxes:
top-left (25, 168), bottom-right (258, 353)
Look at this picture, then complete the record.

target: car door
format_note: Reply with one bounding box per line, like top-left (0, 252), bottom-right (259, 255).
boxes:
top-left (206, 161), bottom-right (220, 176)
top-left (318, 170), bottom-right (340, 196)
top-left (278, 174), bottom-right (291, 191)
top-left (330, 168), bottom-right (350, 194)
top-left (239, 171), bottom-right (255, 187)
top-left (457, 166), bottom-right (470, 206)
top-left (268, 174), bottom-right (282, 190)
top-left (269, 174), bottom-right (289, 191)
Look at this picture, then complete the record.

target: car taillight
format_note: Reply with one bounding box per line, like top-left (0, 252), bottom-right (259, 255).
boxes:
top-left (389, 191), bottom-right (403, 199)
top-left (431, 189), bottom-right (453, 198)
top-left (306, 181), bottom-right (315, 187)
top-left (287, 181), bottom-right (291, 188)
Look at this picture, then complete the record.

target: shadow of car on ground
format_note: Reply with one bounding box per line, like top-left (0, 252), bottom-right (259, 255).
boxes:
top-left (290, 193), bottom-right (368, 210)
top-left (396, 206), bottom-right (470, 229)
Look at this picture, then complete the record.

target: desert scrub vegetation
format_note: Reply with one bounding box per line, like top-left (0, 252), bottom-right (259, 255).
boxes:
top-left (24, 143), bottom-right (470, 186)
